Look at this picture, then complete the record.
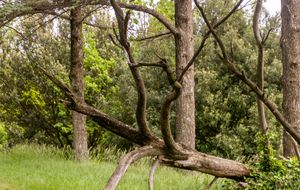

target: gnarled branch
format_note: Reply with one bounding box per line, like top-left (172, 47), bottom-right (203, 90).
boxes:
top-left (38, 65), bottom-right (152, 145)
top-left (110, 0), bottom-right (154, 140)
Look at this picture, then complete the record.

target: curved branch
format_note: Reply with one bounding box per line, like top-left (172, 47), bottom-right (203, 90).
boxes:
top-left (159, 60), bottom-right (185, 156)
top-left (104, 146), bottom-right (163, 190)
top-left (253, 0), bottom-right (263, 46)
top-left (148, 156), bottom-right (160, 190)
top-left (110, 0), bottom-right (154, 140)
top-left (118, 2), bottom-right (178, 35)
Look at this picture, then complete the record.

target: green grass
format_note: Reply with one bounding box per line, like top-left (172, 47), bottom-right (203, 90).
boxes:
top-left (0, 144), bottom-right (231, 189)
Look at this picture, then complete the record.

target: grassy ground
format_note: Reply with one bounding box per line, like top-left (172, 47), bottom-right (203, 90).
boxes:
top-left (0, 144), bottom-right (232, 189)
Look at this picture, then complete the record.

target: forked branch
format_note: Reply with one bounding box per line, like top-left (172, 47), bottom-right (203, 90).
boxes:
top-left (110, 0), bottom-right (154, 140)
top-left (178, 0), bottom-right (244, 82)
top-left (159, 59), bottom-right (184, 156)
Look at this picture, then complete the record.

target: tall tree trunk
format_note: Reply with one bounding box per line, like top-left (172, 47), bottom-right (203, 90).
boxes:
top-left (174, 0), bottom-right (195, 150)
top-left (70, 6), bottom-right (89, 161)
top-left (281, 0), bottom-right (300, 160)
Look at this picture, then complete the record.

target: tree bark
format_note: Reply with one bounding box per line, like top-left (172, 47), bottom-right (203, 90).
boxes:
top-left (281, 0), bottom-right (300, 160)
top-left (70, 6), bottom-right (89, 161)
top-left (174, 0), bottom-right (195, 150)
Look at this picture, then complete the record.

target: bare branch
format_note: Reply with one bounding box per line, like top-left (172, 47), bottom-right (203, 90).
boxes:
top-left (159, 60), bottom-right (184, 156)
top-left (262, 28), bottom-right (274, 44)
top-left (110, 0), bottom-right (154, 139)
top-left (4, 25), bottom-right (28, 40)
top-left (39, 63), bottom-right (252, 180)
top-left (253, 0), bottom-right (263, 46)
top-left (134, 61), bottom-right (163, 67)
top-left (80, 5), bottom-right (103, 23)
top-left (117, 2), bottom-right (178, 35)
top-left (203, 177), bottom-right (218, 190)
top-left (38, 66), bottom-right (74, 98)
top-left (148, 156), bottom-right (160, 190)
top-left (133, 31), bottom-right (172, 42)
top-left (104, 146), bottom-right (163, 190)
top-left (110, 0), bottom-right (127, 47)
top-left (237, 0), bottom-right (252, 11)
top-left (38, 65), bottom-right (153, 145)
top-left (108, 34), bottom-right (123, 49)
top-left (178, 0), bottom-right (244, 82)
top-left (196, 1), bottom-right (229, 61)
top-left (83, 21), bottom-right (114, 29)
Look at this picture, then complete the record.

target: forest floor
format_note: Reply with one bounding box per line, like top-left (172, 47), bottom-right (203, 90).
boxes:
top-left (0, 144), bottom-right (231, 189)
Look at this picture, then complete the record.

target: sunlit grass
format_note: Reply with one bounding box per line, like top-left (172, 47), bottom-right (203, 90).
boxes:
top-left (0, 144), bottom-right (232, 189)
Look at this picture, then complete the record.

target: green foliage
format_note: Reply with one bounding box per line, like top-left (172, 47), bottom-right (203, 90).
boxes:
top-left (221, 133), bottom-right (300, 189)
top-left (193, 2), bottom-right (282, 159)
top-left (0, 123), bottom-right (7, 149)
top-left (246, 157), bottom-right (300, 189)
top-left (245, 133), bottom-right (300, 189)
top-left (20, 85), bottom-right (46, 110)
top-left (83, 29), bottom-right (118, 104)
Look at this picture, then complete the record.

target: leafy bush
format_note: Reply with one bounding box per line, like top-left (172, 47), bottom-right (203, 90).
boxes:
top-left (245, 133), bottom-right (300, 189)
top-left (222, 133), bottom-right (300, 189)
top-left (246, 156), bottom-right (300, 189)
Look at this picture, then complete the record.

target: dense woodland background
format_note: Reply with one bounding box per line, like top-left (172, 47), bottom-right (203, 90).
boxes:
top-left (0, 0), bottom-right (282, 159)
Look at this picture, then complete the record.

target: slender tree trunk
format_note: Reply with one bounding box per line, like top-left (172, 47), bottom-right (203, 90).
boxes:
top-left (174, 0), bottom-right (195, 150)
top-left (70, 6), bottom-right (89, 161)
top-left (253, 0), bottom-right (269, 150)
top-left (281, 0), bottom-right (300, 160)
